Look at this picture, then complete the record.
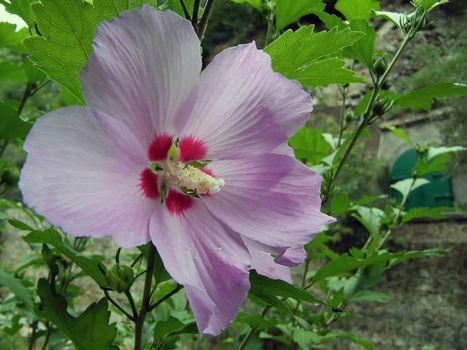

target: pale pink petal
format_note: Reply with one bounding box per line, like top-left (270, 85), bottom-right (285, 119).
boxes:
top-left (178, 43), bottom-right (312, 159)
top-left (275, 246), bottom-right (307, 267)
top-left (19, 107), bottom-right (157, 247)
top-left (204, 154), bottom-right (334, 247)
top-left (243, 238), bottom-right (292, 283)
top-left (82, 6), bottom-right (201, 144)
top-left (149, 202), bottom-right (250, 335)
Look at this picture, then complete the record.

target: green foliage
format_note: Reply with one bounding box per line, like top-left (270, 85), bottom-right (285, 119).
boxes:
top-left (0, 62), bottom-right (27, 82)
top-left (391, 178), bottom-right (430, 197)
top-left (335, 0), bottom-right (379, 21)
top-left (343, 20), bottom-right (376, 68)
top-left (231, 0), bottom-right (262, 11)
top-left (289, 126), bottom-right (332, 165)
top-left (0, 0), bottom-right (39, 28)
top-left (0, 100), bottom-right (31, 139)
top-left (383, 125), bottom-right (413, 145)
top-left (265, 26), bottom-right (365, 87)
top-left (394, 82), bottom-right (467, 110)
top-left (275, 0), bottom-right (324, 31)
top-left (0, 22), bottom-right (28, 49)
top-left (37, 278), bottom-right (118, 350)
top-left (23, 229), bottom-right (108, 287)
top-left (0, 270), bottom-right (35, 310)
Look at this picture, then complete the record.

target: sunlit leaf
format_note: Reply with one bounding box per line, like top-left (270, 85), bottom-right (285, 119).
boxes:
top-left (265, 26), bottom-right (365, 88)
top-left (391, 178), bottom-right (430, 197)
top-left (0, 22), bottom-right (28, 49)
top-left (382, 125), bottom-right (413, 145)
top-left (0, 0), bottom-right (38, 28)
top-left (335, 0), bottom-right (379, 21)
top-left (275, 0), bottom-right (324, 30)
top-left (343, 20), bottom-right (376, 68)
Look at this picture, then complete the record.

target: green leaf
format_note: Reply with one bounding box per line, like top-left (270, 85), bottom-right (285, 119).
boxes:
top-left (426, 146), bottom-right (466, 161)
top-left (0, 100), bottom-right (31, 140)
top-left (352, 206), bottom-right (385, 236)
top-left (324, 332), bottom-right (375, 350)
top-left (335, 0), bottom-right (380, 21)
top-left (401, 206), bottom-right (449, 224)
top-left (23, 59), bottom-right (47, 83)
top-left (275, 0), bottom-right (324, 31)
top-left (37, 278), bottom-right (118, 350)
top-left (265, 26), bottom-right (365, 88)
top-left (163, 0), bottom-right (194, 17)
top-left (293, 329), bottom-right (322, 349)
top-left (394, 83), bottom-right (467, 111)
top-left (312, 255), bottom-right (363, 282)
top-left (348, 290), bottom-right (388, 302)
top-left (0, 62), bottom-right (27, 82)
top-left (373, 10), bottom-right (412, 29)
top-left (330, 192), bottom-right (351, 217)
top-left (153, 316), bottom-right (186, 339)
top-left (391, 178), bottom-right (430, 197)
top-left (412, 0), bottom-right (448, 12)
top-left (23, 229), bottom-right (108, 287)
top-left (0, 0), bottom-right (38, 28)
top-left (382, 125), bottom-right (413, 145)
top-left (0, 22), bottom-right (28, 48)
top-left (288, 127), bottom-right (332, 165)
top-left (0, 270), bottom-right (35, 310)
top-left (250, 271), bottom-right (319, 304)
top-left (25, 0), bottom-right (149, 102)
top-left (231, 0), bottom-right (262, 11)
top-left (343, 20), bottom-right (376, 68)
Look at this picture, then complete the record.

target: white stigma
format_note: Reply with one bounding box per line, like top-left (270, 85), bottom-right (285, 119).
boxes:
top-left (163, 161), bottom-right (224, 195)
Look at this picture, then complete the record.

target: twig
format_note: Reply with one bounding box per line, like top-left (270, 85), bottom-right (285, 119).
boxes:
top-left (148, 285), bottom-right (183, 312)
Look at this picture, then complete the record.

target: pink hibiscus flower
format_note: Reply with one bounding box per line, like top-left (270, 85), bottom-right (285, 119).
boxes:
top-left (20, 6), bottom-right (333, 335)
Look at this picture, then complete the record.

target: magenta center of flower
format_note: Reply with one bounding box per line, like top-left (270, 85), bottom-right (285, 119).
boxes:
top-left (140, 134), bottom-right (223, 215)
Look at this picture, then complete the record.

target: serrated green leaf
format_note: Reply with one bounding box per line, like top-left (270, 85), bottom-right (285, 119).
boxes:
top-left (373, 10), bottom-right (412, 29)
top-left (37, 278), bottom-right (118, 350)
top-left (275, 0), bottom-right (324, 31)
top-left (0, 270), bottom-right (35, 310)
top-left (23, 229), bottom-right (108, 287)
top-left (0, 100), bottom-right (31, 140)
top-left (343, 20), bottom-right (375, 68)
top-left (335, 0), bottom-right (379, 21)
top-left (0, 0), bottom-right (38, 28)
top-left (265, 26), bottom-right (365, 88)
top-left (288, 126), bottom-right (332, 165)
top-left (391, 178), bottom-right (430, 197)
top-left (401, 206), bottom-right (449, 224)
top-left (0, 62), bottom-right (27, 82)
top-left (394, 82), bottom-right (467, 111)
top-left (0, 22), bottom-right (28, 48)
top-left (25, 0), bottom-right (154, 102)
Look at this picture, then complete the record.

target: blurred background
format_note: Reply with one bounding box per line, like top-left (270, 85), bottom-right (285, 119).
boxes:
top-left (1, 0), bottom-right (466, 349)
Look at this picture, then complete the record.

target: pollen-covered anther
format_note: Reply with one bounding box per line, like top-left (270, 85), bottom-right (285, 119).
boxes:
top-left (164, 162), bottom-right (224, 195)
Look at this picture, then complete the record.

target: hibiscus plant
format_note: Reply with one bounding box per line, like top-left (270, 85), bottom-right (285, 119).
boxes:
top-left (0, 0), bottom-right (465, 349)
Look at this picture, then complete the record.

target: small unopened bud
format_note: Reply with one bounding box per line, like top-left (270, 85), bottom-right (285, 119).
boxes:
top-left (345, 111), bottom-right (355, 124)
top-left (373, 57), bottom-right (387, 76)
top-left (105, 264), bottom-right (134, 293)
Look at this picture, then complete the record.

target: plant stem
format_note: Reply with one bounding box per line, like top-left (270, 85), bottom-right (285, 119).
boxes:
top-left (237, 306), bottom-right (270, 350)
top-left (148, 285), bottom-right (183, 311)
top-left (196, 0), bottom-right (216, 39)
top-left (104, 289), bottom-right (134, 321)
top-left (179, 0), bottom-right (191, 20)
top-left (134, 244), bottom-right (157, 350)
top-left (192, 0), bottom-right (200, 28)
top-left (28, 320), bottom-right (38, 350)
top-left (337, 86), bottom-right (348, 148)
top-left (322, 31), bottom-right (415, 205)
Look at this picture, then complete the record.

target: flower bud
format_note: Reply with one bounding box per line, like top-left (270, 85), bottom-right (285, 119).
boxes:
top-left (373, 57), bottom-right (387, 76)
top-left (105, 264), bottom-right (134, 293)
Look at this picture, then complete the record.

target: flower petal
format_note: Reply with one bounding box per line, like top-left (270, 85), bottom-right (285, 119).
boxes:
top-left (243, 238), bottom-right (292, 283)
top-left (178, 42), bottom-right (312, 159)
top-left (275, 246), bottom-right (307, 267)
top-left (150, 202), bottom-right (250, 335)
top-left (82, 6), bottom-right (201, 143)
top-left (19, 107), bottom-right (157, 248)
top-left (204, 154), bottom-right (334, 247)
